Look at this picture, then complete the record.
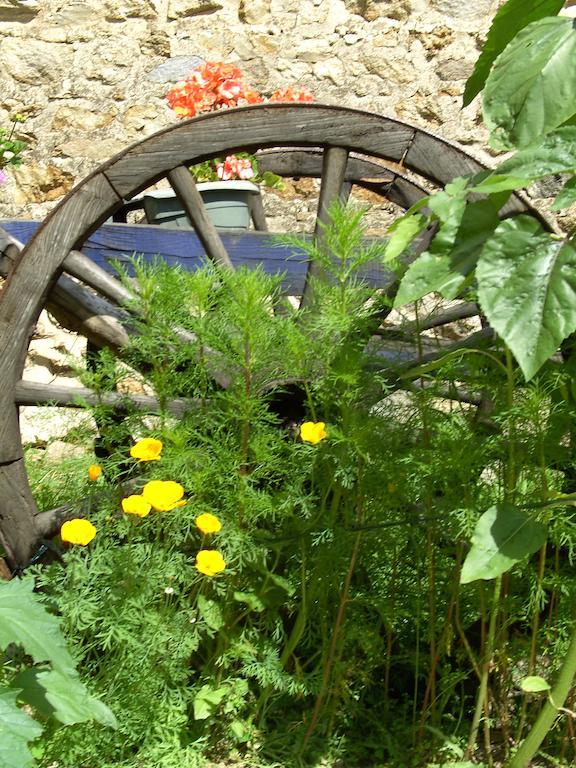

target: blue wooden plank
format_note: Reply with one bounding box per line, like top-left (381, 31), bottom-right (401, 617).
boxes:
top-left (0, 220), bottom-right (393, 293)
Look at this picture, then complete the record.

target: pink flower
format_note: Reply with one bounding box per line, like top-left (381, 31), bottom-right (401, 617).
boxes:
top-left (0, 169), bottom-right (8, 185)
top-left (216, 155), bottom-right (255, 181)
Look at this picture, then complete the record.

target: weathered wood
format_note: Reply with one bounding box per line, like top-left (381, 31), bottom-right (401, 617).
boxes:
top-left (398, 302), bottom-right (480, 333)
top-left (49, 275), bottom-right (132, 350)
top-left (15, 380), bottom-right (197, 416)
top-left (167, 166), bottom-right (234, 269)
top-left (249, 193), bottom-right (269, 232)
top-left (256, 147), bottom-right (394, 184)
top-left (0, 103), bottom-right (557, 571)
top-left (104, 106), bottom-right (416, 199)
top-left (0, 557), bottom-right (11, 580)
top-left (0, 458), bottom-right (41, 568)
top-left (64, 249), bottom-right (135, 306)
top-left (301, 146), bottom-right (350, 308)
top-left (0, 173), bottom-right (121, 462)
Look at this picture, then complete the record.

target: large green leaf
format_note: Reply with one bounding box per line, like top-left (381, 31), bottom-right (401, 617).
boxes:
top-left (461, 504), bottom-right (547, 584)
top-left (394, 199), bottom-right (500, 306)
top-left (476, 216), bottom-right (576, 380)
top-left (463, 0), bottom-right (565, 106)
top-left (0, 687), bottom-right (42, 768)
top-left (0, 578), bottom-right (76, 676)
top-left (483, 17), bottom-right (576, 149)
top-left (495, 128), bottom-right (576, 179)
top-left (36, 670), bottom-right (117, 728)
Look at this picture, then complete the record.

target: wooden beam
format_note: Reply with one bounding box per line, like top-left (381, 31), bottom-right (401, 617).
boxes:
top-left (15, 380), bottom-right (197, 416)
top-left (300, 146), bottom-right (349, 309)
top-left (167, 166), bottom-right (233, 270)
top-left (64, 249), bottom-right (135, 306)
top-left (250, 193), bottom-right (269, 232)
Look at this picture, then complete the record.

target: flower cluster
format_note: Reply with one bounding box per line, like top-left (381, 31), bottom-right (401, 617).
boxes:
top-left (60, 421), bottom-right (324, 571)
top-left (166, 61), bottom-right (262, 118)
top-left (166, 61), bottom-right (313, 185)
top-left (217, 155), bottom-right (255, 182)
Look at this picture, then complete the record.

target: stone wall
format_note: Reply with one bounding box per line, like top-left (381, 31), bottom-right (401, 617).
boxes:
top-left (0, 0), bottom-right (504, 222)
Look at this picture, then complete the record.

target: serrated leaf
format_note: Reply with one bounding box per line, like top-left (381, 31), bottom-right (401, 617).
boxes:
top-left (463, 0), bottom-right (565, 106)
top-left (193, 684), bottom-right (227, 720)
top-left (483, 17), bottom-right (576, 150)
top-left (197, 594), bottom-right (224, 631)
top-left (36, 670), bottom-right (116, 728)
top-left (0, 687), bottom-right (42, 768)
top-left (468, 174), bottom-right (531, 194)
top-left (383, 214), bottom-right (426, 263)
top-left (0, 577), bottom-right (76, 676)
top-left (461, 503), bottom-right (547, 584)
top-left (520, 675), bottom-right (551, 693)
top-left (494, 128), bottom-right (576, 182)
top-left (394, 199), bottom-right (500, 306)
top-left (477, 216), bottom-right (576, 380)
top-left (551, 176), bottom-right (576, 211)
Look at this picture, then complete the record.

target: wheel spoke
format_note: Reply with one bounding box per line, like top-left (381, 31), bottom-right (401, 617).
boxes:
top-left (300, 146), bottom-right (349, 308)
top-left (167, 166), bottom-right (233, 270)
top-left (249, 192), bottom-right (269, 232)
top-left (15, 380), bottom-right (197, 417)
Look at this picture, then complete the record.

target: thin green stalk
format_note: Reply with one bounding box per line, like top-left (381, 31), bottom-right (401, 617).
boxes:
top-left (465, 576), bottom-right (502, 762)
top-left (505, 614), bottom-right (576, 768)
top-left (301, 528), bottom-right (363, 750)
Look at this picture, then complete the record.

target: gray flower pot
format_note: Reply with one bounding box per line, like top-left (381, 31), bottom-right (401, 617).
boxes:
top-left (140, 181), bottom-right (260, 232)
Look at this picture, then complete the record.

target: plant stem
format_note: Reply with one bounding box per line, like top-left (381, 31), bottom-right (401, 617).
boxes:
top-left (302, 532), bottom-right (362, 749)
top-left (505, 615), bottom-right (576, 768)
top-left (465, 575), bottom-right (502, 761)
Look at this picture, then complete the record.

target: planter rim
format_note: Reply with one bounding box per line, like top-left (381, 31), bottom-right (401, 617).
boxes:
top-left (132, 181), bottom-right (260, 200)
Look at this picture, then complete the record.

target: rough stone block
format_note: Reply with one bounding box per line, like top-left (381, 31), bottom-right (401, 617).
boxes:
top-left (167, 0), bottom-right (223, 20)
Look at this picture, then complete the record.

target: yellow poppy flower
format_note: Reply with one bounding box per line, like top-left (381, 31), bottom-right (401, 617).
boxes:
top-left (60, 518), bottom-right (97, 546)
top-left (88, 464), bottom-right (102, 481)
top-left (142, 480), bottom-right (186, 512)
top-left (195, 513), bottom-right (222, 535)
top-left (195, 550), bottom-right (226, 576)
top-left (122, 494), bottom-right (152, 517)
top-left (130, 438), bottom-right (163, 462)
top-left (300, 421), bottom-right (327, 445)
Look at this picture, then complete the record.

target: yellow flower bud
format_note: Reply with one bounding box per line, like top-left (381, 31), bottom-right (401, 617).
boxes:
top-left (195, 513), bottom-right (222, 534)
top-left (60, 519), bottom-right (97, 546)
top-left (130, 438), bottom-right (163, 462)
top-left (121, 495), bottom-right (152, 517)
top-left (195, 550), bottom-right (226, 576)
top-left (142, 480), bottom-right (186, 512)
top-left (300, 421), bottom-right (327, 445)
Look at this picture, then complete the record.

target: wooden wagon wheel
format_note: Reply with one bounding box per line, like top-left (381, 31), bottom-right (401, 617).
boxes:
top-left (0, 103), bottom-right (552, 571)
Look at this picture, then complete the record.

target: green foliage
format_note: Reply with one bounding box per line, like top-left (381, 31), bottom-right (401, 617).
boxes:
top-left (460, 504), bottom-right (547, 583)
top-left (483, 16), bottom-right (576, 150)
top-left (476, 217), bottom-right (576, 380)
top-left (0, 577), bottom-right (115, 768)
top-left (0, 113), bottom-right (28, 177)
top-left (0, 688), bottom-right (42, 768)
top-left (462, 0), bottom-right (565, 106)
top-left (520, 675), bottom-right (551, 693)
top-left (28, 200), bottom-right (576, 766)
